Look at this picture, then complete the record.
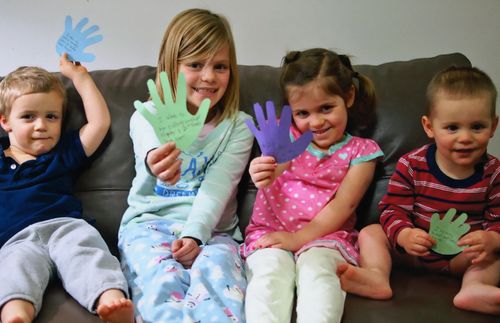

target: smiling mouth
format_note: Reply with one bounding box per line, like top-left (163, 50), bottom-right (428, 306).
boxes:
top-left (194, 87), bottom-right (217, 94)
top-left (312, 128), bottom-right (330, 135)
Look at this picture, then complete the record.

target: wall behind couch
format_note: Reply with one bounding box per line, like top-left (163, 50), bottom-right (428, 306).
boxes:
top-left (1, 0), bottom-right (499, 155)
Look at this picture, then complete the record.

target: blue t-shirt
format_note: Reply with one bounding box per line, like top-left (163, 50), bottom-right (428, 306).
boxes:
top-left (0, 130), bottom-right (89, 247)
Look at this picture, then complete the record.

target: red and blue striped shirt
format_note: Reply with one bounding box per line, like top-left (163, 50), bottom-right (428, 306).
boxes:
top-left (380, 143), bottom-right (500, 251)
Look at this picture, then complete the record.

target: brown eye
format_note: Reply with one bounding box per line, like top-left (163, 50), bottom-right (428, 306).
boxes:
top-left (21, 114), bottom-right (34, 120)
top-left (471, 123), bottom-right (486, 131)
top-left (188, 63), bottom-right (202, 69)
top-left (321, 105), bottom-right (333, 113)
top-left (215, 64), bottom-right (228, 71)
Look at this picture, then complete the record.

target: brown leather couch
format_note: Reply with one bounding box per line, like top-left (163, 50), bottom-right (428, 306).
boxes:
top-left (2, 53), bottom-right (497, 322)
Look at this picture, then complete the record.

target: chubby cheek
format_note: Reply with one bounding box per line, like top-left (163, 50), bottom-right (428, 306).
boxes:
top-left (292, 117), bottom-right (309, 133)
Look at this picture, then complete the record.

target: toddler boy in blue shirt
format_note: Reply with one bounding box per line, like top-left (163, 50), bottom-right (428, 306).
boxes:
top-left (0, 54), bottom-right (133, 323)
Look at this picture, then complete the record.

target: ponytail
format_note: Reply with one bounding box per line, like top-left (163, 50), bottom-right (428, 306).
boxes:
top-left (350, 71), bottom-right (376, 137)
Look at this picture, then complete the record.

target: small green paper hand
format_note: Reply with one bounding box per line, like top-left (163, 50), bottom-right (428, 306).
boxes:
top-left (134, 72), bottom-right (210, 150)
top-left (429, 208), bottom-right (471, 255)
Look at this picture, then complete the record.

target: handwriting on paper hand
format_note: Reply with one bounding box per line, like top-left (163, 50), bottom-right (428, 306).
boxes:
top-left (56, 16), bottom-right (103, 62)
top-left (134, 72), bottom-right (210, 150)
top-left (429, 208), bottom-right (470, 255)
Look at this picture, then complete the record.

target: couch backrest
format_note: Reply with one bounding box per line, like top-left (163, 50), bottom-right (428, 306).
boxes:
top-left (0, 53), bottom-right (471, 249)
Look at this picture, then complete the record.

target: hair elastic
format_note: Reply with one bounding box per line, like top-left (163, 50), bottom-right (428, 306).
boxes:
top-left (283, 51), bottom-right (301, 64)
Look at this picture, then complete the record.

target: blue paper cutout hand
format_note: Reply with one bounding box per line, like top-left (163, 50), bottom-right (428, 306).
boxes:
top-left (245, 101), bottom-right (313, 163)
top-left (56, 16), bottom-right (103, 62)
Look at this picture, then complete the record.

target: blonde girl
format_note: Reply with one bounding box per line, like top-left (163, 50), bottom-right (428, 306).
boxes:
top-left (118, 9), bottom-right (253, 322)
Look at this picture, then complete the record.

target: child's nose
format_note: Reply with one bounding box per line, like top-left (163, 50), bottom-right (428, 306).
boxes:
top-left (458, 130), bottom-right (473, 142)
top-left (34, 118), bottom-right (46, 130)
top-left (310, 115), bottom-right (324, 128)
top-left (201, 68), bottom-right (215, 82)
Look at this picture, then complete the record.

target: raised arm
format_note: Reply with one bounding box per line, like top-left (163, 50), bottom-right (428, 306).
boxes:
top-left (59, 53), bottom-right (110, 156)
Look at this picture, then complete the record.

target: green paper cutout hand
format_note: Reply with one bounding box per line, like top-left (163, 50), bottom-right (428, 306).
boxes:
top-left (134, 72), bottom-right (210, 150)
top-left (429, 208), bottom-right (470, 255)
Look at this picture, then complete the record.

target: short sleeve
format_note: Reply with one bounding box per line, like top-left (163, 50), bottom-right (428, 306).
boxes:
top-left (58, 130), bottom-right (90, 172)
top-left (350, 137), bottom-right (384, 166)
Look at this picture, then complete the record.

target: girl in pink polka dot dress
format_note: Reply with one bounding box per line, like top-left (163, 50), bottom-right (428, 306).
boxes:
top-left (242, 49), bottom-right (392, 323)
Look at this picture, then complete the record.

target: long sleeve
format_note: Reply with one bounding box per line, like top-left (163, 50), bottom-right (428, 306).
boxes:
top-left (379, 144), bottom-right (500, 248)
top-left (484, 158), bottom-right (500, 233)
top-left (181, 112), bottom-right (253, 243)
top-left (379, 155), bottom-right (416, 248)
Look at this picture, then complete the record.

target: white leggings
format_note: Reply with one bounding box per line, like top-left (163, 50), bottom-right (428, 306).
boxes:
top-left (245, 247), bottom-right (346, 323)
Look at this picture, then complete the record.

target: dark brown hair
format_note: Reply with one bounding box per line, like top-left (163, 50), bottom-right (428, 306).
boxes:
top-left (280, 48), bottom-right (376, 137)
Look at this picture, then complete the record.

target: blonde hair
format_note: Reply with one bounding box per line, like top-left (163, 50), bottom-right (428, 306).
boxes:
top-left (156, 8), bottom-right (239, 124)
top-left (0, 66), bottom-right (66, 117)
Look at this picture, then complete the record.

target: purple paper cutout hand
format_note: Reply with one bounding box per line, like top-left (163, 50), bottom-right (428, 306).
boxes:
top-left (245, 101), bottom-right (313, 163)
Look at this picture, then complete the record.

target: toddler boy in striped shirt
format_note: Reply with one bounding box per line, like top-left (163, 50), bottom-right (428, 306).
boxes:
top-left (379, 66), bottom-right (500, 315)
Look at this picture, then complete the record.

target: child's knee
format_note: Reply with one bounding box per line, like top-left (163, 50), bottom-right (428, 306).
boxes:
top-left (298, 247), bottom-right (343, 263)
top-left (296, 248), bottom-right (344, 277)
top-left (359, 224), bottom-right (387, 243)
top-left (246, 248), bottom-right (294, 279)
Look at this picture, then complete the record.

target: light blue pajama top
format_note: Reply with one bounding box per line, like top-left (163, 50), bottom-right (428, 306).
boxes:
top-left (121, 103), bottom-right (254, 244)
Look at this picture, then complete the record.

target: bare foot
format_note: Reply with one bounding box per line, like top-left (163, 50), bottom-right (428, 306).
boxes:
top-left (2, 316), bottom-right (32, 323)
top-left (454, 284), bottom-right (500, 315)
top-left (337, 263), bottom-right (392, 300)
top-left (97, 298), bottom-right (134, 323)
top-left (1, 299), bottom-right (35, 323)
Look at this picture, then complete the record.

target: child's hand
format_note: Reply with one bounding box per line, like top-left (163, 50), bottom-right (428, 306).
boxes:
top-left (397, 227), bottom-right (435, 257)
top-left (248, 156), bottom-right (277, 188)
top-left (59, 53), bottom-right (89, 80)
top-left (172, 237), bottom-right (201, 268)
top-left (458, 230), bottom-right (500, 264)
top-left (146, 142), bottom-right (182, 184)
top-left (256, 231), bottom-right (302, 252)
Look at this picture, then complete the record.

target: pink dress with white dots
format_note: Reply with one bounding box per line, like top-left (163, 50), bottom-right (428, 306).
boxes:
top-left (241, 131), bottom-right (383, 265)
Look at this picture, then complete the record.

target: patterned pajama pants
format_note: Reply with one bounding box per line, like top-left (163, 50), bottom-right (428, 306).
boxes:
top-left (118, 220), bottom-right (246, 323)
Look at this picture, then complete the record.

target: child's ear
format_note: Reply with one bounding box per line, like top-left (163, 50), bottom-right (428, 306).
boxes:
top-left (421, 115), bottom-right (434, 139)
top-left (490, 115), bottom-right (499, 138)
top-left (346, 85), bottom-right (355, 108)
top-left (0, 115), bottom-right (11, 132)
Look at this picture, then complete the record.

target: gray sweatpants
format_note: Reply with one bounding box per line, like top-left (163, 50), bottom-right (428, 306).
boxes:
top-left (0, 217), bottom-right (128, 315)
